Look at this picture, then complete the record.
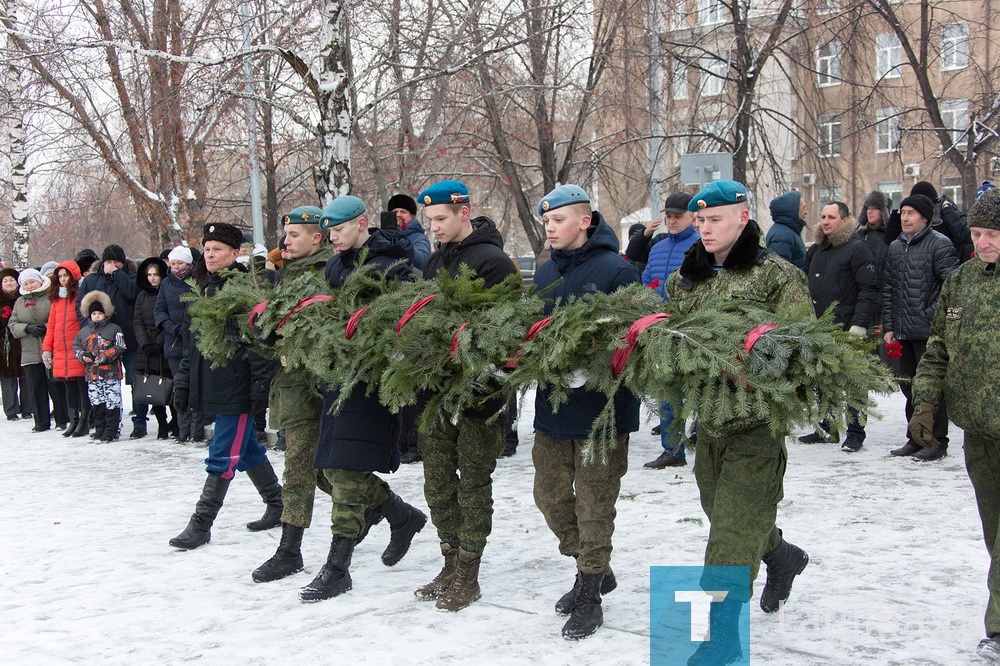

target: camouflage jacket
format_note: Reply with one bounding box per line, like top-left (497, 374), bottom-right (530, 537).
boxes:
top-left (912, 260), bottom-right (1000, 438)
top-left (269, 245), bottom-right (335, 430)
top-left (666, 221), bottom-right (811, 435)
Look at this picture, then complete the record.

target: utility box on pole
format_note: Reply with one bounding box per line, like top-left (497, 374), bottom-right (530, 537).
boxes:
top-left (679, 153), bottom-right (733, 189)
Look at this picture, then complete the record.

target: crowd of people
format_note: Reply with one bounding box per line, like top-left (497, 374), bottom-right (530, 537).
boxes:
top-left (4, 175), bottom-right (1000, 663)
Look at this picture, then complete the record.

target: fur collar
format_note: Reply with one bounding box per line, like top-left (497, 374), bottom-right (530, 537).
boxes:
top-left (678, 220), bottom-right (766, 286)
top-left (813, 219), bottom-right (856, 247)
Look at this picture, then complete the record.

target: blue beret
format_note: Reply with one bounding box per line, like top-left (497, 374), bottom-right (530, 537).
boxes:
top-left (418, 180), bottom-right (470, 206)
top-left (320, 196), bottom-right (366, 229)
top-left (537, 184), bottom-right (590, 216)
top-left (282, 206), bottom-right (324, 226)
top-left (688, 180), bottom-right (749, 212)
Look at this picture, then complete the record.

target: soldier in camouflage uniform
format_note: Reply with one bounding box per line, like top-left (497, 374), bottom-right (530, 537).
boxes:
top-left (298, 196), bottom-right (427, 603)
top-left (251, 207), bottom-right (335, 583)
top-left (415, 180), bottom-right (519, 612)
top-left (665, 181), bottom-right (811, 665)
top-left (910, 188), bottom-right (1000, 662)
top-left (530, 185), bottom-right (640, 640)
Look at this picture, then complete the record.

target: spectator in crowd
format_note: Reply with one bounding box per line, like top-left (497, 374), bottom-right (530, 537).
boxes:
top-left (765, 190), bottom-right (808, 270)
top-left (135, 256), bottom-right (177, 440)
top-left (9, 268), bottom-right (53, 432)
top-left (42, 261), bottom-right (89, 438)
top-left (0, 267), bottom-right (29, 421)
top-left (388, 194), bottom-right (432, 270)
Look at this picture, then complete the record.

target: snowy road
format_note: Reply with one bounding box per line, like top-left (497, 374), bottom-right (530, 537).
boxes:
top-left (0, 389), bottom-right (988, 665)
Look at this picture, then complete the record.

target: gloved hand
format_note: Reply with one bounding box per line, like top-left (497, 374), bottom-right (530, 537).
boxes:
top-left (908, 403), bottom-right (939, 449)
top-left (173, 388), bottom-right (189, 413)
top-left (224, 316), bottom-right (244, 343)
top-left (42, 350), bottom-right (53, 369)
top-left (848, 325), bottom-right (867, 338)
top-left (26, 323), bottom-right (46, 337)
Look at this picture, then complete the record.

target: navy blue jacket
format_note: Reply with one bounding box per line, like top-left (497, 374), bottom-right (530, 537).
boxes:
top-left (533, 212), bottom-right (641, 440)
top-left (400, 218), bottom-right (432, 270)
top-left (765, 191), bottom-right (807, 270)
top-left (153, 271), bottom-right (191, 360)
top-left (78, 265), bottom-right (139, 350)
top-left (641, 224), bottom-right (700, 299)
top-left (315, 229), bottom-right (413, 473)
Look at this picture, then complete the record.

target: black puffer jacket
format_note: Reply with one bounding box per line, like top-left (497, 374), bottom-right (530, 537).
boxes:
top-left (133, 257), bottom-right (171, 377)
top-left (174, 262), bottom-right (271, 414)
top-left (885, 196), bottom-right (973, 264)
top-left (882, 227), bottom-right (959, 341)
top-left (314, 229), bottom-right (414, 473)
top-left (805, 222), bottom-right (878, 330)
top-left (422, 216), bottom-right (518, 287)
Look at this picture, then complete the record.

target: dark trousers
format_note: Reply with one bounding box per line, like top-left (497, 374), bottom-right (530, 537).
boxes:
top-left (899, 339), bottom-right (949, 447)
top-left (1, 375), bottom-right (29, 418)
top-left (122, 350), bottom-right (149, 427)
top-left (23, 364), bottom-right (50, 429)
top-left (48, 377), bottom-right (69, 426)
top-left (167, 357), bottom-right (205, 439)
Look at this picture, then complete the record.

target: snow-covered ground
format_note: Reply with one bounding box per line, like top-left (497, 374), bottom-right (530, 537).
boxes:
top-left (0, 388), bottom-right (989, 665)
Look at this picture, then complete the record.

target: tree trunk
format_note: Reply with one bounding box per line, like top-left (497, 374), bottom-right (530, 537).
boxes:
top-left (5, 0), bottom-right (30, 268)
top-left (315, 0), bottom-right (352, 205)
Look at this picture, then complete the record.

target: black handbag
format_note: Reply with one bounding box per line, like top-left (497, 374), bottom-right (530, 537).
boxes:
top-left (136, 355), bottom-right (173, 406)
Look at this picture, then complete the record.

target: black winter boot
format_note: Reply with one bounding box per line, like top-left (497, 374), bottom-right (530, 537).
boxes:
top-left (355, 506), bottom-right (384, 545)
top-left (252, 522), bottom-right (305, 582)
top-left (687, 598), bottom-right (745, 665)
top-left (91, 404), bottom-right (107, 441)
top-left (72, 405), bottom-right (91, 437)
top-left (299, 536), bottom-right (354, 601)
top-left (377, 492), bottom-right (427, 566)
top-left (154, 406), bottom-right (170, 439)
top-left (103, 408), bottom-right (121, 441)
top-left (561, 572), bottom-right (604, 640)
top-left (760, 531), bottom-right (809, 613)
top-left (245, 458), bottom-right (283, 531)
top-left (63, 409), bottom-right (79, 438)
top-left (169, 474), bottom-right (232, 549)
top-left (556, 567), bottom-right (618, 615)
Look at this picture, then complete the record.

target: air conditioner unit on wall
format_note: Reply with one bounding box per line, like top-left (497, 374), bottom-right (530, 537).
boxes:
top-left (802, 174), bottom-right (816, 185)
top-left (904, 163), bottom-right (921, 178)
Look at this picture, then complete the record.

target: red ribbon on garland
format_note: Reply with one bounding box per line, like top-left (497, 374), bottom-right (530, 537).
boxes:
top-left (247, 300), bottom-right (269, 329)
top-left (276, 294), bottom-right (333, 331)
top-left (741, 323), bottom-right (778, 357)
top-left (345, 307), bottom-right (369, 340)
top-left (449, 322), bottom-right (470, 359)
top-left (395, 294), bottom-right (439, 333)
top-left (609, 313), bottom-right (671, 377)
top-left (503, 316), bottom-right (554, 370)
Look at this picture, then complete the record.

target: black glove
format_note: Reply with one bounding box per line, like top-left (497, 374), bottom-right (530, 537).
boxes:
top-left (26, 324), bottom-right (46, 337)
top-left (224, 316), bottom-right (245, 343)
top-left (173, 388), bottom-right (189, 413)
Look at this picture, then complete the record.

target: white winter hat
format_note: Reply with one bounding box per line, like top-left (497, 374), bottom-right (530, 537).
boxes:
top-left (252, 243), bottom-right (268, 259)
top-left (167, 246), bottom-right (194, 265)
top-left (18, 268), bottom-right (44, 286)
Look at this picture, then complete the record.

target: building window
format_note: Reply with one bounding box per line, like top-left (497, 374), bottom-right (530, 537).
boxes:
top-left (671, 61), bottom-right (689, 100)
top-left (876, 107), bottom-right (901, 153)
top-left (941, 22), bottom-right (969, 71)
top-left (674, 132), bottom-right (690, 164)
top-left (817, 41), bottom-right (841, 86)
top-left (817, 0), bottom-right (840, 14)
top-left (698, 122), bottom-right (726, 152)
top-left (878, 181), bottom-right (903, 209)
top-left (818, 114), bottom-right (841, 157)
top-left (819, 187), bottom-right (843, 217)
top-left (940, 98), bottom-right (969, 148)
top-left (941, 180), bottom-right (963, 209)
top-left (697, 0), bottom-right (726, 26)
top-left (701, 56), bottom-right (728, 97)
top-left (876, 33), bottom-right (902, 79)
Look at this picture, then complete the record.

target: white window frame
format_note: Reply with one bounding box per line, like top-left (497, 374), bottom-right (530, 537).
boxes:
top-left (818, 114), bottom-right (841, 157)
top-left (940, 183), bottom-right (963, 209)
top-left (817, 0), bottom-right (840, 14)
top-left (876, 107), bottom-right (901, 153)
top-left (817, 41), bottom-right (841, 87)
top-left (697, 0), bottom-right (726, 26)
top-left (698, 121), bottom-right (726, 152)
top-left (701, 56), bottom-right (728, 97)
top-left (666, 0), bottom-right (688, 30)
top-left (878, 181), bottom-right (903, 209)
top-left (941, 22), bottom-right (969, 71)
top-left (940, 98), bottom-right (969, 149)
top-left (876, 33), bottom-right (902, 79)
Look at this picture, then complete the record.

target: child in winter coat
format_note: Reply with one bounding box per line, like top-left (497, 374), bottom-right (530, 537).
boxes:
top-left (74, 290), bottom-right (126, 441)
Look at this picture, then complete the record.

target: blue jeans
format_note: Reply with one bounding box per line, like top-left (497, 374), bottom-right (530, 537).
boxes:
top-left (659, 402), bottom-right (685, 460)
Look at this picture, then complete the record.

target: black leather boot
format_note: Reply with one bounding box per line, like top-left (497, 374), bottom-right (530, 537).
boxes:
top-left (687, 598), bottom-right (745, 665)
top-left (299, 536), bottom-right (354, 601)
top-left (71, 405), bottom-right (91, 437)
top-left (169, 474), bottom-right (232, 549)
top-left (561, 572), bottom-right (604, 640)
top-left (252, 522), bottom-right (305, 582)
top-left (760, 531), bottom-right (809, 613)
top-left (154, 406), bottom-right (170, 439)
top-left (63, 409), bottom-right (79, 438)
top-left (103, 407), bottom-right (121, 441)
top-left (376, 492), bottom-right (427, 566)
top-left (245, 458), bottom-right (283, 531)
top-left (355, 506), bottom-right (384, 545)
top-left (556, 567), bottom-right (618, 615)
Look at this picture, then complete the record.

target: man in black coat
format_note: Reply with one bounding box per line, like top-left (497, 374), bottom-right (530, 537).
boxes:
top-left (799, 202), bottom-right (878, 452)
top-left (168, 222), bottom-right (283, 550)
top-left (297, 195), bottom-right (426, 603)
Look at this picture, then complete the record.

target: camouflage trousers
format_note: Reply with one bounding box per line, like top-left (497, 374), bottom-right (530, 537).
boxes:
top-left (280, 418), bottom-right (332, 528)
top-left (532, 432), bottom-right (629, 574)
top-left (963, 432), bottom-right (1000, 636)
top-left (322, 468), bottom-right (390, 539)
top-left (695, 424), bottom-right (785, 602)
top-left (421, 415), bottom-right (504, 554)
